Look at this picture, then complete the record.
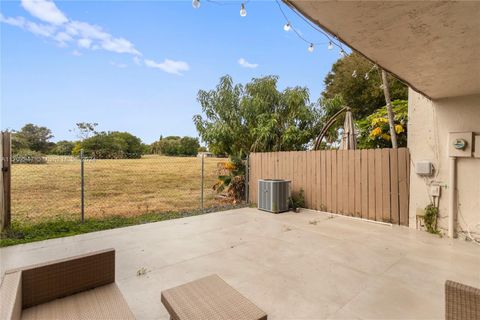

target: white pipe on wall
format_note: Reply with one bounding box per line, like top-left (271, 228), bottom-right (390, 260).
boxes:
top-left (448, 156), bottom-right (457, 238)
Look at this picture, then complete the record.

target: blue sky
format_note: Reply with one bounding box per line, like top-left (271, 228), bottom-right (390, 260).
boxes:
top-left (1, 0), bottom-right (345, 144)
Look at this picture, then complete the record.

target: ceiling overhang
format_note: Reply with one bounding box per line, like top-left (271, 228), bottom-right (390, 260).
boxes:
top-left (284, 1), bottom-right (480, 100)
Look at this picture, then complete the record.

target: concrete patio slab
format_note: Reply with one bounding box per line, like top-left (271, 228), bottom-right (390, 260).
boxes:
top-left (1, 208), bottom-right (479, 319)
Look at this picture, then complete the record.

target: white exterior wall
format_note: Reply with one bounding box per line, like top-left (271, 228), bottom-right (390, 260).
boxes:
top-left (408, 88), bottom-right (480, 238)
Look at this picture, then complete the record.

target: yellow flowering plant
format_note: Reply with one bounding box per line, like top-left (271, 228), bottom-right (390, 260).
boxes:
top-left (357, 100), bottom-right (408, 148)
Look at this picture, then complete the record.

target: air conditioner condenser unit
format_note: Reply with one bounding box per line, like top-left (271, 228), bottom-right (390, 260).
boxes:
top-left (257, 179), bottom-right (291, 213)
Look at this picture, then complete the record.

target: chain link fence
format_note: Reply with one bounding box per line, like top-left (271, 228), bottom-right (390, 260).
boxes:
top-left (11, 154), bottom-right (248, 224)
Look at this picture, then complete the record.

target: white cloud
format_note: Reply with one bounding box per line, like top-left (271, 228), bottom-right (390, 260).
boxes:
top-left (21, 0), bottom-right (68, 25)
top-left (0, 14), bottom-right (25, 27)
top-left (100, 37), bottom-right (140, 55)
top-left (66, 20), bottom-right (109, 40)
top-left (2, 1), bottom-right (187, 74)
top-left (144, 59), bottom-right (190, 75)
top-left (54, 31), bottom-right (72, 44)
top-left (238, 58), bottom-right (258, 69)
top-left (0, 14), bottom-right (56, 38)
top-left (77, 38), bottom-right (92, 48)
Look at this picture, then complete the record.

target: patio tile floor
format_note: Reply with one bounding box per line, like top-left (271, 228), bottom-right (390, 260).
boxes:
top-left (1, 208), bottom-right (479, 319)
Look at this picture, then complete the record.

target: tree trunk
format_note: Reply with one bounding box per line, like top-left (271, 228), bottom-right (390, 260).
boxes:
top-left (381, 69), bottom-right (398, 148)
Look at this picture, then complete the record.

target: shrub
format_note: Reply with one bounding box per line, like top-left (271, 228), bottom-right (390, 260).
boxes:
top-left (50, 140), bottom-right (75, 155)
top-left (290, 188), bottom-right (305, 210)
top-left (78, 132), bottom-right (143, 159)
top-left (153, 136), bottom-right (200, 156)
top-left (12, 149), bottom-right (47, 164)
top-left (356, 100), bottom-right (408, 149)
top-left (213, 156), bottom-right (246, 202)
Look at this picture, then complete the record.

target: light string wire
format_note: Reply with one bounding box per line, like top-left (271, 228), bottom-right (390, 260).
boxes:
top-left (201, 0), bottom-right (345, 52)
top-left (274, 0), bottom-right (344, 51)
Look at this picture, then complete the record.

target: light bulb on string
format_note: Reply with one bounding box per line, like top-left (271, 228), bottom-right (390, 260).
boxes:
top-left (240, 3), bottom-right (247, 17)
top-left (308, 43), bottom-right (314, 53)
top-left (283, 22), bottom-right (291, 32)
top-left (352, 70), bottom-right (357, 78)
top-left (339, 49), bottom-right (346, 58)
top-left (327, 41), bottom-right (333, 50)
top-left (364, 73), bottom-right (369, 80)
top-left (192, 0), bottom-right (200, 9)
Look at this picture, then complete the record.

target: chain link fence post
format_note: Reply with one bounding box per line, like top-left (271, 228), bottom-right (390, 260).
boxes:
top-left (201, 154), bottom-right (204, 213)
top-left (80, 149), bottom-right (85, 224)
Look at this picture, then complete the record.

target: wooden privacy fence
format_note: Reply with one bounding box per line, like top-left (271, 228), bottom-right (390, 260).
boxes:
top-left (249, 148), bottom-right (410, 225)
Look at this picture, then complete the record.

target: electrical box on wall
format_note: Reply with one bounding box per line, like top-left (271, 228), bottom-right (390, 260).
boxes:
top-left (448, 132), bottom-right (473, 157)
top-left (415, 161), bottom-right (433, 176)
top-left (430, 185), bottom-right (441, 197)
top-left (474, 134), bottom-right (480, 158)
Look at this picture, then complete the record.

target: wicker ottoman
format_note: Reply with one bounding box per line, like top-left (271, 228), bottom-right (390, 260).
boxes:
top-left (161, 274), bottom-right (267, 320)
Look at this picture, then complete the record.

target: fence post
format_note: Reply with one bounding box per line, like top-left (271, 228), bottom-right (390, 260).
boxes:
top-left (1, 132), bottom-right (12, 231)
top-left (80, 149), bottom-right (85, 224)
top-left (201, 154), bottom-right (204, 213)
top-left (245, 155), bottom-right (249, 204)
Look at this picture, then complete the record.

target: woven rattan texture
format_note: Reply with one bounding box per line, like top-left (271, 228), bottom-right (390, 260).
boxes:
top-left (0, 271), bottom-right (22, 320)
top-left (21, 283), bottom-right (135, 320)
top-left (20, 249), bottom-right (115, 308)
top-left (445, 280), bottom-right (480, 320)
top-left (161, 274), bottom-right (267, 320)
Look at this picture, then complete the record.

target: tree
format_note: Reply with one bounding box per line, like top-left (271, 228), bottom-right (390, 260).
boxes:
top-left (71, 122), bottom-right (98, 141)
top-left (51, 140), bottom-right (75, 155)
top-left (152, 136), bottom-right (200, 156)
top-left (78, 131), bottom-right (143, 159)
top-left (381, 69), bottom-right (398, 148)
top-left (323, 52), bottom-right (407, 120)
top-left (356, 100), bottom-right (408, 149)
top-left (193, 75), bottom-right (320, 156)
top-left (13, 123), bottom-right (54, 154)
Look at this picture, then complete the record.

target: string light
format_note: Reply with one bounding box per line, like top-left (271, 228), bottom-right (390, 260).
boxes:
top-left (364, 73), bottom-right (369, 80)
top-left (195, 0), bottom-right (349, 57)
top-left (352, 70), bottom-right (357, 78)
top-left (240, 3), bottom-right (247, 17)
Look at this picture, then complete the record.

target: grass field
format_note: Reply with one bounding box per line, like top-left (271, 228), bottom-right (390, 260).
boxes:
top-left (11, 155), bottom-right (228, 224)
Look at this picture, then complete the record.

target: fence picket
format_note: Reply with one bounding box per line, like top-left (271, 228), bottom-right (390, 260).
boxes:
top-left (248, 148), bottom-right (409, 225)
top-left (382, 149), bottom-right (391, 223)
top-left (354, 150), bottom-right (361, 217)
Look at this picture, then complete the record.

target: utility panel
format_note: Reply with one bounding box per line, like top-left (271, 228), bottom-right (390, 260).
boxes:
top-left (415, 161), bottom-right (433, 176)
top-left (448, 132), bottom-right (473, 158)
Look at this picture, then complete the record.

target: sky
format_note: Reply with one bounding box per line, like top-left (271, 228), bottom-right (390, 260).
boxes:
top-left (1, 0), bottom-right (345, 144)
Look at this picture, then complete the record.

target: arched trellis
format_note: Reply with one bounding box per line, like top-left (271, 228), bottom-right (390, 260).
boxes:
top-left (313, 106), bottom-right (355, 150)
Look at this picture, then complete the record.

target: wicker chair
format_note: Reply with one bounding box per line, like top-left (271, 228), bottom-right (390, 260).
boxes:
top-left (445, 280), bottom-right (480, 320)
top-left (0, 248), bottom-right (135, 320)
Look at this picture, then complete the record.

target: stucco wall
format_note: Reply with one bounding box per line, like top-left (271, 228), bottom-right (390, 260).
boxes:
top-left (408, 88), bottom-right (480, 239)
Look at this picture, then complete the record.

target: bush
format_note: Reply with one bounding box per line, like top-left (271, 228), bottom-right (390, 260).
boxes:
top-left (78, 132), bottom-right (143, 159)
top-left (152, 136), bottom-right (200, 156)
top-left (290, 188), bottom-right (305, 210)
top-left (356, 100), bottom-right (408, 149)
top-left (12, 149), bottom-right (47, 164)
top-left (50, 140), bottom-right (75, 155)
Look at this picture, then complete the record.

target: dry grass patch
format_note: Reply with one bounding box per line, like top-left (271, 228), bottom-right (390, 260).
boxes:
top-left (12, 155), bottom-right (227, 223)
